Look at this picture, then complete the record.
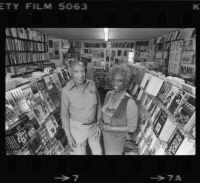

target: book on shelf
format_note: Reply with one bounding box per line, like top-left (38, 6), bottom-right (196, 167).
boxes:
top-left (17, 147), bottom-right (32, 155)
top-left (5, 97), bottom-right (19, 127)
top-left (11, 88), bottom-right (31, 114)
top-left (168, 89), bottom-right (185, 115)
top-left (29, 81), bottom-right (41, 104)
top-left (38, 125), bottom-right (56, 151)
top-left (145, 129), bottom-right (158, 151)
top-left (45, 116), bottom-right (57, 138)
top-left (43, 75), bottom-right (53, 90)
top-left (158, 117), bottom-right (177, 143)
top-left (39, 88), bottom-right (50, 100)
top-left (145, 75), bottom-right (164, 97)
top-left (147, 99), bottom-right (157, 116)
top-left (153, 109), bottom-right (168, 138)
top-left (175, 134), bottom-right (195, 155)
top-left (35, 143), bottom-right (51, 155)
top-left (157, 82), bottom-right (173, 104)
top-left (27, 133), bottom-right (43, 155)
top-left (165, 128), bottom-right (185, 155)
top-left (150, 105), bottom-right (161, 124)
top-left (5, 115), bottom-right (31, 150)
top-left (140, 72), bottom-right (151, 89)
top-left (163, 85), bottom-right (179, 109)
top-left (174, 93), bottom-right (195, 132)
top-left (57, 71), bottom-right (65, 86)
top-left (143, 94), bottom-right (154, 111)
top-left (149, 140), bottom-right (167, 155)
top-left (36, 78), bottom-right (47, 91)
top-left (49, 114), bottom-right (59, 128)
top-left (26, 111), bottom-right (40, 138)
top-left (49, 140), bottom-right (65, 155)
top-left (33, 101), bottom-right (50, 125)
top-left (43, 97), bottom-right (56, 114)
top-left (52, 73), bottom-right (62, 90)
top-left (20, 84), bottom-right (36, 109)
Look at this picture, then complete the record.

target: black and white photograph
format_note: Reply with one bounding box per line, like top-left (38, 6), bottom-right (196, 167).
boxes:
top-left (5, 28), bottom-right (196, 156)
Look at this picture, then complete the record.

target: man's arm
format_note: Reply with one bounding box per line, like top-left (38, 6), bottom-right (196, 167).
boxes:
top-left (94, 83), bottom-right (102, 122)
top-left (60, 88), bottom-right (71, 138)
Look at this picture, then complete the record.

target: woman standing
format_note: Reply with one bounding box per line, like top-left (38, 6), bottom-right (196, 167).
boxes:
top-left (101, 63), bottom-right (138, 155)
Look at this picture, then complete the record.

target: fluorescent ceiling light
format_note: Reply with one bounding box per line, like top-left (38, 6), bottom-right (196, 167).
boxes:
top-left (104, 28), bottom-right (109, 41)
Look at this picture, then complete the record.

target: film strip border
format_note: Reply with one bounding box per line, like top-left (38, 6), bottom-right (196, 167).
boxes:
top-left (0, 1), bottom-right (199, 26)
top-left (0, 1), bottom-right (199, 183)
top-left (0, 157), bottom-right (198, 182)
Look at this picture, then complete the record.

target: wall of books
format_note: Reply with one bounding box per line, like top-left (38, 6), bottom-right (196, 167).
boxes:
top-left (149, 28), bottom-right (196, 84)
top-left (5, 28), bottom-right (49, 76)
top-left (127, 65), bottom-right (195, 155)
top-left (5, 68), bottom-right (71, 155)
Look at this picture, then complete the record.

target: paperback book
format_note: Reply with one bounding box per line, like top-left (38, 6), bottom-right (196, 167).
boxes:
top-left (165, 128), bottom-right (185, 155)
top-left (49, 140), bottom-right (64, 155)
top-left (5, 97), bottom-right (19, 127)
top-left (11, 88), bottom-right (31, 114)
top-left (6, 115), bottom-right (31, 149)
top-left (33, 101), bottom-right (50, 125)
top-left (45, 116), bottom-right (57, 138)
top-left (27, 133), bottom-right (43, 155)
top-left (168, 89), bottom-right (185, 115)
top-left (29, 81), bottom-right (41, 104)
top-left (36, 78), bottom-right (47, 91)
top-left (44, 97), bottom-right (56, 113)
top-left (38, 126), bottom-right (55, 151)
top-left (174, 94), bottom-right (195, 132)
top-left (163, 86), bottom-right (179, 109)
top-left (157, 82), bottom-right (173, 104)
top-left (20, 84), bottom-right (36, 109)
top-left (153, 109), bottom-right (168, 137)
top-left (175, 134), bottom-right (195, 155)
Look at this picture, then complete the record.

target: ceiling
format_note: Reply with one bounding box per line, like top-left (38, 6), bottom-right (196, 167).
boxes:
top-left (34, 28), bottom-right (179, 41)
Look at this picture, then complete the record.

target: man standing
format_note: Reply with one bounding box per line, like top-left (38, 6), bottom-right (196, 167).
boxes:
top-left (61, 61), bottom-right (102, 155)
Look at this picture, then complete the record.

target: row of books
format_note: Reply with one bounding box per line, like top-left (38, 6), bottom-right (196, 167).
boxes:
top-left (6, 68), bottom-right (71, 155)
top-left (5, 52), bottom-right (49, 66)
top-left (128, 66), bottom-right (195, 155)
top-left (154, 29), bottom-right (195, 45)
top-left (6, 38), bottom-right (47, 52)
top-left (5, 28), bottom-right (47, 42)
top-left (5, 68), bottom-right (70, 128)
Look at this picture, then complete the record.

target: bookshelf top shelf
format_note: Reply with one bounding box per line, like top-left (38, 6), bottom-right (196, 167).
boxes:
top-left (6, 36), bottom-right (47, 43)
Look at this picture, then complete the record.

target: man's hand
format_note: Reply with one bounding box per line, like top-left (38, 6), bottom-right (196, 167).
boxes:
top-left (67, 134), bottom-right (77, 149)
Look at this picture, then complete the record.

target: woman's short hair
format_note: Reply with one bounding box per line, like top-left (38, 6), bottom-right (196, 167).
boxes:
top-left (110, 63), bottom-right (132, 86)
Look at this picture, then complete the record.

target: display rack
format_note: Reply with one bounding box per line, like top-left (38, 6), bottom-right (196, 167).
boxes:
top-left (5, 67), bottom-right (71, 155)
top-left (126, 65), bottom-right (195, 155)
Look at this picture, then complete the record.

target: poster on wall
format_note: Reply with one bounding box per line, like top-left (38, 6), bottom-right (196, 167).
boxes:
top-left (179, 64), bottom-right (195, 78)
top-left (54, 41), bottom-right (59, 50)
top-left (62, 51), bottom-right (68, 60)
top-left (54, 50), bottom-right (60, 59)
top-left (48, 40), bottom-right (53, 48)
top-left (49, 52), bottom-right (54, 59)
top-left (61, 40), bottom-right (70, 49)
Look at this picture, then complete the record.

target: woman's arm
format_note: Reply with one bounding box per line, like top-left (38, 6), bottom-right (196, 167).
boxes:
top-left (103, 125), bottom-right (130, 132)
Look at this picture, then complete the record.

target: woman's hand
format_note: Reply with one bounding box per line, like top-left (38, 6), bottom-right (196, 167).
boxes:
top-left (103, 123), bottom-right (113, 131)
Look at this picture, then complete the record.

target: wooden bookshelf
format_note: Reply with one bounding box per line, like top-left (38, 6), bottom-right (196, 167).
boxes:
top-left (5, 28), bottom-right (49, 76)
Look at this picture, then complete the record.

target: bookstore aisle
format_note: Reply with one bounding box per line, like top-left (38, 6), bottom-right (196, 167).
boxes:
top-left (5, 28), bottom-right (196, 155)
